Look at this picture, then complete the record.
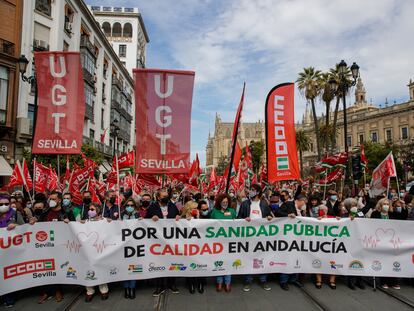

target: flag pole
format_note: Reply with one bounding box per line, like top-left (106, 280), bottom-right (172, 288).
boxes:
top-left (32, 158), bottom-right (36, 199)
top-left (57, 154), bottom-right (60, 184)
top-left (116, 152), bottom-right (121, 219)
top-left (17, 160), bottom-right (33, 203)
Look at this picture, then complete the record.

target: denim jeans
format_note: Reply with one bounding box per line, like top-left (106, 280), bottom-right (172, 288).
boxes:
top-left (245, 274), bottom-right (267, 284)
top-left (123, 280), bottom-right (137, 288)
top-left (216, 275), bottom-right (231, 285)
top-left (280, 273), bottom-right (298, 284)
top-left (2, 293), bottom-right (14, 305)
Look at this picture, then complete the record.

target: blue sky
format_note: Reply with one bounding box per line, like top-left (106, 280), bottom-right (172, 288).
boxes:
top-left (88, 0), bottom-right (414, 166)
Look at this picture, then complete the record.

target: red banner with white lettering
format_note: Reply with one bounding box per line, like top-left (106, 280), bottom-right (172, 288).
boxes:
top-left (265, 83), bottom-right (300, 182)
top-left (369, 152), bottom-right (397, 197)
top-left (32, 52), bottom-right (85, 154)
top-left (134, 69), bottom-right (195, 173)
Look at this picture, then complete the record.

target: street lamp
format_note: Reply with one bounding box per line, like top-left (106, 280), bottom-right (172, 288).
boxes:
top-left (17, 55), bottom-right (38, 141)
top-left (110, 119), bottom-right (120, 156)
top-left (331, 60), bottom-right (360, 185)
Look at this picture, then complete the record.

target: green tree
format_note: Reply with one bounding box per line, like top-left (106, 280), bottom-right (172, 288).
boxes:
top-left (297, 67), bottom-right (322, 160)
top-left (319, 123), bottom-right (337, 154)
top-left (320, 73), bottom-right (335, 126)
top-left (249, 140), bottom-right (265, 174)
top-left (216, 155), bottom-right (229, 176)
top-left (363, 142), bottom-right (403, 180)
top-left (296, 129), bottom-right (311, 178)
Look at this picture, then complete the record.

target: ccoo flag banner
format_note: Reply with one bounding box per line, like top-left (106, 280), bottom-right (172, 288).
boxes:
top-left (32, 52), bottom-right (85, 154)
top-left (134, 69), bottom-right (195, 174)
top-left (265, 83), bottom-right (300, 182)
top-left (1, 218), bottom-right (414, 294)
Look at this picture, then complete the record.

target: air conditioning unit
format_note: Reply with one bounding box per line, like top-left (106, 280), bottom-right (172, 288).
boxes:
top-left (16, 117), bottom-right (31, 138)
top-left (34, 39), bottom-right (49, 50)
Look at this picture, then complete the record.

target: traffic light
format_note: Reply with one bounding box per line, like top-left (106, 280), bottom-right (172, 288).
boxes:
top-left (352, 155), bottom-right (362, 180)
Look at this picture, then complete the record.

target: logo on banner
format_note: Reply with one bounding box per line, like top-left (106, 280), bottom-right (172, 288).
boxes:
top-left (35, 230), bottom-right (55, 248)
top-left (293, 259), bottom-right (301, 269)
top-left (189, 263), bottom-right (207, 271)
top-left (277, 157), bottom-right (289, 170)
top-left (66, 267), bottom-right (77, 279)
top-left (253, 258), bottom-right (264, 269)
top-left (4, 259), bottom-right (56, 280)
top-left (330, 261), bottom-right (343, 270)
top-left (128, 265), bottom-right (143, 274)
top-left (148, 263), bottom-right (166, 272)
top-left (169, 263), bottom-right (187, 271)
top-left (212, 261), bottom-right (225, 272)
top-left (349, 260), bottom-right (364, 270)
top-left (232, 259), bottom-right (242, 269)
top-left (109, 267), bottom-right (118, 276)
top-left (269, 261), bottom-right (287, 267)
top-left (371, 261), bottom-right (382, 271)
top-left (85, 270), bottom-right (97, 280)
top-left (312, 259), bottom-right (322, 269)
top-left (392, 261), bottom-right (401, 272)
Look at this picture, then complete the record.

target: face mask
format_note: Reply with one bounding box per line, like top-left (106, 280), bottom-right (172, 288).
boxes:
top-left (83, 198), bottom-right (91, 205)
top-left (109, 197), bottom-right (116, 204)
top-left (201, 210), bottom-right (209, 216)
top-left (209, 196), bottom-right (215, 201)
top-left (26, 203), bottom-right (32, 209)
top-left (172, 194), bottom-right (179, 199)
top-left (34, 209), bottom-right (43, 216)
top-left (160, 197), bottom-right (170, 205)
top-left (88, 210), bottom-right (97, 218)
top-left (350, 207), bottom-right (358, 214)
top-left (312, 206), bottom-right (319, 215)
top-left (249, 191), bottom-right (257, 199)
top-left (330, 195), bottom-right (337, 201)
top-left (0, 205), bottom-right (10, 213)
top-left (125, 206), bottom-right (135, 214)
top-left (281, 196), bottom-right (286, 202)
top-left (229, 193), bottom-right (235, 198)
top-left (49, 200), bottom-right (57, 208)
top-left (62, 199), bottom-right (71, 207)
top-left (382, 205), bottom-right (389, 212)
top-left (395, 206), bottom-right (402, 213)
top-left (221, 202), bottom-right (228, 210)
top-left (270, 203), bottom-right (279, 210)
top-left (301, 205), bottom-right (307, 211)
top-left (141, 201), bottom-right (150, 208)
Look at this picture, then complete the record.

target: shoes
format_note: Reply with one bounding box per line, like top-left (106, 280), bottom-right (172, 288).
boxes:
top-left (124, 288), bottom-right (130, 299)
top-left (329, 283), bottom-right (336, 290)
top-left (216, 284), bottom-right (223, 292)
top-left (189, 284), bottom-right (195, 294)
top-left (261, 282), bottom-right (271, 291)
top-left (356, 282), bottom-right (366, 290)
top-left (55, 290), bottom-right (63, 302)
top-left (381, 284), bottom-right (389, 289)
top-left (224, 284), bottom-right (231, 292)
top-left (4, 301), bottom-right (15, 308)
top-left (85, 294), bottom-right (93, 303)
top-left (280, 283), bottom-right (289, 291)
top-left (152, 288), bottom-right (165, 297)
top-left (198, 283), bottom-right (204, 294)
top-left (130, 288), bottom-right (136, 299)
top-left (292, 281), bottom-right (304, 288)
top-left (169, 285), bottom-right (179, 294)
top-left (392, 285), bottom-right (401, 290)
top-left (38, 294), bottom-right (51, 304)
top-left (348, 283), bottom-right (356, 290)
top-left (315, 283), bottom-right (322, 289)
top-left (101, 292), bottom-right (109, 300)
top-left (243, 283), bottom-right (251, 292)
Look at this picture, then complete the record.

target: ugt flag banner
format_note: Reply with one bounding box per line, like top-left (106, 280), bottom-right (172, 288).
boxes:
top-left (369, 152), bottom-right (397, 197)
top-left (134, 69), bottom-right (195, 174)
top-left (32, 52), bottom-right (85, 154)
top-left (265, 83), bottom-right (300, 182)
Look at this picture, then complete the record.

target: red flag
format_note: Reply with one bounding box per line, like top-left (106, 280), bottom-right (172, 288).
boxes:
top-left (265, 83), bottom-right (300, 182)
top-left (60, 156), bottom-right (71, 192)
top-left (137, 174), bottom-right (161, 187)
top-left (134, 69), bottom-right (195, 174)
top-left (361, 144), bottom-right (368, 167)
top-left (106, 169), bottom-right (118, 184)
top-left (259, 163), bottom-right (267, 184)
top-left (233, 142), bottom-right (242, 172)
top-left (189, 154), bottom-right (201, 186)
top-left (47, 166), bottom-right (59, 191)
top-left (82, 153), bottom-right (97, 170)
top-left (7, 162), bottom-right (24, 189)
top-left (33, 160), bottom-right (50, 193)
top-left (208, 167), bottom-right (218, 190)
top-left (316, 168), bottom-right (343, 185)
top-left (251, 173), bottom-right (258, 185)
top-left (87, 179), bottom-right (101, 204)
top-left (32, 52), bottom-right (85, 154)
top-left (69, 166), bottom-right (93, 192)
top-left (113, 150), bottom-right (134, 170)
top-left (322, 152), bottom-right (348, 166)
top-left (370, 152), bottom-right (397, 196)
top-left (100, 128), bottom-right (107, 143)
top-left (22, 159), bottom-right (33, 190)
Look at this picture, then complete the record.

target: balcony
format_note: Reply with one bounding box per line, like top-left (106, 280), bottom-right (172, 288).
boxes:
top-left (85, 104), bottom-right (94, 120)
top-left (118, 129), bottom-right (130, 143)
top-left (0, 39), bottom-right (15, 56)
top-left (83, 137), bottom-right (113, 156)
top-left (111, 98), bottom-right (121, 112)
top-left (82, 68), bottom-right (95, 86)
top-left (112, 75), bottom-right (123, 90)
top-left (126, 92), bottom-right (132, 103)
top-left (120, 107), bottom-right (132, 122)
top-left (80, 36), bottom-right (96, 57)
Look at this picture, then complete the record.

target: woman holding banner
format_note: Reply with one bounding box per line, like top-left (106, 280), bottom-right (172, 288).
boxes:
top-left (211, 193), bottom-right (235, 292)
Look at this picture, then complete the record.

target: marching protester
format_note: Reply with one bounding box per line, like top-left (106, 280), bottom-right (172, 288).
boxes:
top-left (79, 190), bottom-right (93, 220)
top-left (146, 189), bottom-right (180, 296)
top-left (237, 183), bottom-right (272, 292)
top-left (103, 190), bottom-right (120, 220)
top-left (211, 193), bottom-right (236, 292)
top-left (138, 193), bottom-right (152, 218)
top-left (326, 190), bottom-right (341, 217)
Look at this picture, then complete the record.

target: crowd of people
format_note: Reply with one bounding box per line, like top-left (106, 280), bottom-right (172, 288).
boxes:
top-left (1, 182), bottom-right (414, 308)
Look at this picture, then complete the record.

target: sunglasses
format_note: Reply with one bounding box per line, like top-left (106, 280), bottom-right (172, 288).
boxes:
top-left (0, 203), bottom-right (9, 206)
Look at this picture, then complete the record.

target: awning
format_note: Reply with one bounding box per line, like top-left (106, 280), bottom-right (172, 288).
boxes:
top-left (98, 161), bottom-right (112, 174)
top-left (0, 156), bottom-right (13, 176)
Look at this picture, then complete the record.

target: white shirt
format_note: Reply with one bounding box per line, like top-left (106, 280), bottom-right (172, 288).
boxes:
top-left (250, 200), bottom-right (262, 219)
top-left (160, 205), bottom-right (168, 219)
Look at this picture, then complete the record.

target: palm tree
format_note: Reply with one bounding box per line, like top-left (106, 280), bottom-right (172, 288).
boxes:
top-left (297, 67), bottom-right (322, 160)
top-left (329, 64), bottom-right (352, 152)
top-left (296, 129), bottom-right (311, 178)
top-left (319, 123), bottom-right (337, 154)
top-left (320, 72), bottom-right (335, 127)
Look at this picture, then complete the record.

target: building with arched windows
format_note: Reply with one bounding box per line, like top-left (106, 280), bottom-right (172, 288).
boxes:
top-left (88, 6), bottom-right (150, 76)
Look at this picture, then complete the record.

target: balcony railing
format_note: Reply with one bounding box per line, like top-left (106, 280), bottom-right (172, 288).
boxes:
top-left (111, 98), bottom-right (120, 112)
top-left (85, 104), bottom-right (94, 120)
top-left (80, 36), bottom-right (96, 57)
top-left (118, 129), bottom-right (130, 143)
top-left (82, 68), bottom-right (95, 86)
top-left (120, 107), bottom-right (132, 122)
top-left (0, 39), bottom-right (15, 56)
top-left (83, 137), bottom-right (113, 156)
top-left (112, 75), bottom-right (123, 90)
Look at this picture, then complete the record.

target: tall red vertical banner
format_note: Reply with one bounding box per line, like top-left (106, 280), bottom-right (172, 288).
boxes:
top-left (265, 83), bottom-right (300, 182)
top-left (32, 52), bottom-right (85, 154)
top-left (134, 69), bottom-right (195, 174)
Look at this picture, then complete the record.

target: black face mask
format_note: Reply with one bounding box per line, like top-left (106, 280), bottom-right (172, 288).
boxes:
top-left (83, 198), bottom-right (91, 205)
top-left (209, 196), bottom-right (215, 201)
top-left (281, 196), bottom-right (286, 202)
top-left (109, 197), bottom-right (116, 204)
top-left (160, 197), bottom-right (170, 205)
top-left (141, 201), bottom-right (150, 208)
top-left (34, 209), bottom-right (43, 216)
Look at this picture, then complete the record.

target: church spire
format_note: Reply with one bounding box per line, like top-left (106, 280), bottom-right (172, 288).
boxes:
top-left (355, 77), bottom-right (367, 106)
top-left (303, 102), bottom-right (311, 125)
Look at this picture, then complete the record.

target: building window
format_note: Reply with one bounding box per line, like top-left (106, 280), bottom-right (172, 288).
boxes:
top-left (371, 131), bottom-right (378, 143)
top-left (64, 4), bottom-right (74, 33)
top-left (385, 129), bottom-right (392, 142)
top-left (35, 0), bottom-right (51, 16)
top-left (119, 45), bottom-right (126, 57)
top-left (347, 136), bottom-right (352, 147)
top-left (112, 22), bottom-right (122, 37)
top-left (89, 129), bottom-right (95, 140)
top-left (121, 61), bottom-right (126, 67)
top-left (84, 84), bottom-right (94, 107)
top-left (401, 127), bottom-right (408, 140)
top-left (123, 23), bottom-right (132, 37)
top-left (81, 51), bottom-right (95, 75)
top-left (0, 66), bottom-right (9, 125)
top-left (359, 134), bottom-right (364, 144)
top-left (28, 104), bottom-right (35, 133)
top-left (101, 108), bottom-right (105, 130)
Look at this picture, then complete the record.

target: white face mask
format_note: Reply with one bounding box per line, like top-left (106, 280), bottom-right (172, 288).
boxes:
top-left (350, 207), bottom-right (358, 214)
top-left (49, 200), bottom-right (57, 208)
top-left (0, 205), bottom-right (10, 213)
top-left (382, 205), bottom-right (389, 212)
top-left (300, 205), bottom-right (307, 211)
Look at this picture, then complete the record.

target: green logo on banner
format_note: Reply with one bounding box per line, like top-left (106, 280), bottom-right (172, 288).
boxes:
top-left (277, 157), bottom-right (289, 170)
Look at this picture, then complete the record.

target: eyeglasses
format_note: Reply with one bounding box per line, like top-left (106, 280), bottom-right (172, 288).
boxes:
top-left (0, 203), bottom-right (9, 206)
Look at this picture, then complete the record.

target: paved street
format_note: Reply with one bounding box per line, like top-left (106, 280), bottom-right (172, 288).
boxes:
top-left (6, 277), bottom-right (414, 311)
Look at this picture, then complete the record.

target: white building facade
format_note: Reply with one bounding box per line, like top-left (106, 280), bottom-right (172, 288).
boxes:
top-left (88, 5), bottom-right (149, 76)
top-left (16, 0), bottom-right (142, 160)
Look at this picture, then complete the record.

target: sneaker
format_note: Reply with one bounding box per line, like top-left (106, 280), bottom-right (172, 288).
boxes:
top-left (243, 283), bottom-right (251, 292)
top-left (4, 302), bottom-right (14, 308)
top-left (280, 283), bottom-right (289, 291)
top-left (152, 288), bottom-right (165, 297)
top-left (169, 286), bottom-right (179, 294)
top-left (261, 282), bottom-right (271, 291)
top-left (381, 284), bottom-right (389, 289)
top-left (392, 285), bottom-right (401, 290)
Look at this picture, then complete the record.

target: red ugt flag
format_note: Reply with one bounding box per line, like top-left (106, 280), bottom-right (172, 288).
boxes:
top-left (369, 152), bottom-right (397, 197)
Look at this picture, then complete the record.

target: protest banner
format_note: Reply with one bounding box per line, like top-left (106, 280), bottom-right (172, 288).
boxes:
top-left (32, 52), bottom-right (85, 154)
top-left (134, 69), bottom-right (195, 174)
top-left (1, 217), bottom-right (414, 294)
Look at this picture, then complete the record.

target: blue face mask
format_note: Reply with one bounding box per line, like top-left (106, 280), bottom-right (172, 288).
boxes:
top-left (125, 206), bottom-right (135, 214)
top-left (201, 210), bottom-right (209, 216)
top-left (395, 206), bottom-right (402, 213)
top-left (62, 199), bottom-right (71, 207)
top-left (270, 203), bottom-right (279, 210)
top-left (330, 195), bottom-right (337, 201)
top-left (312, 206), bottom-right (319, 215)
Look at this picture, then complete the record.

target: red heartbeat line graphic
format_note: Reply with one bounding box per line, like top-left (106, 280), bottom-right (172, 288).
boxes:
top-left (62, 240), bottom-right (82, 253)
top-left (359, 228), bottom-right (403, 249)
top-left (93, 240), bottom-right (116, 254)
